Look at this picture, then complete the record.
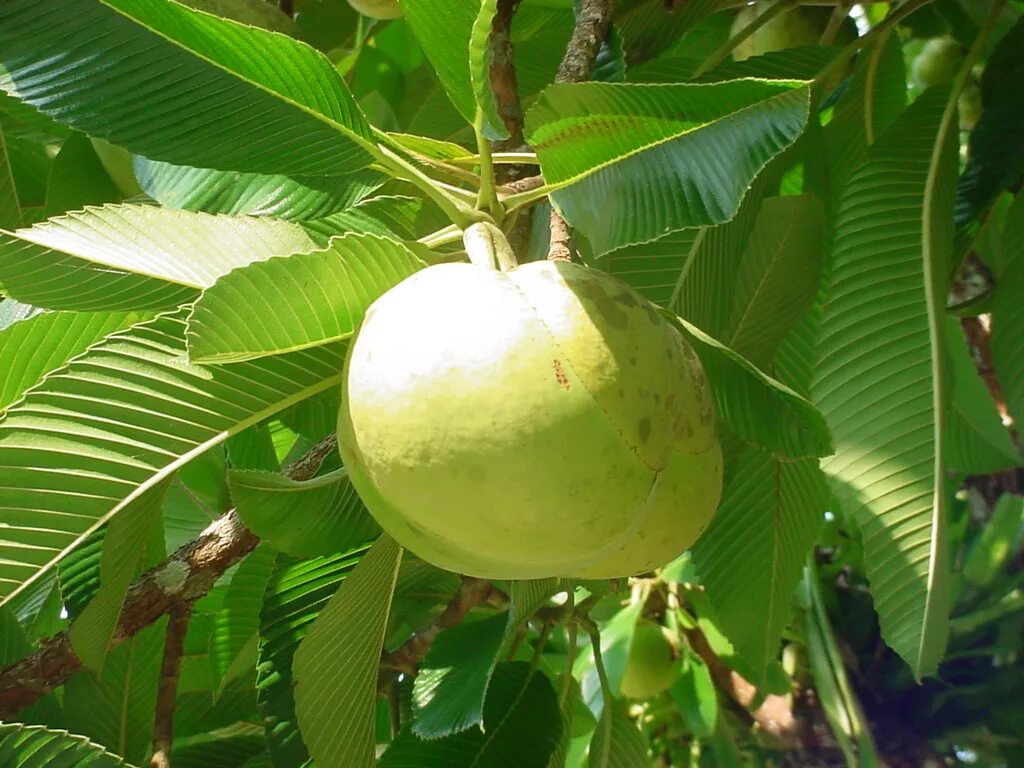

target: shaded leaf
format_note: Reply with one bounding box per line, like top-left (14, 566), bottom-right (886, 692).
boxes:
top-left (43, 133), bottom-right (121, 218)
top-left (381, 662), bottom-right (562, 768)
top-left (692, 445), bottom-right (828, 678)
top-left (257, 548), bottom-right (370, 766)
top-left (810, 89), bottom-right (957, 678)
top-left (588, 702), bottom-right (647, 768)
top-left (294, 536), bottom-right (402, 768)
top-left (135, 159), bottom-right (382, 220)
top-left (990, 193), bottom-right (1024, 427)
top-left (230, 469), bottom-right (380, 558)
top-left (0, 723), bottom-right (138, 768)
top-left (0, 0), bottom-right (376, 176)
top-left (0, 312), bottom-right (345, 608)
top-left (672, 316), bottom-right (833, 460)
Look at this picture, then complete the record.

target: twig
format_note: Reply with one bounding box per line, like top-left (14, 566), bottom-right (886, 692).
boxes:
top-left (546, 0), bottom-right (614, 262)
top-left (377, 576), bottom-right (497, 689)
top-left (555, 0), bottom-right (614, 84)
top-left (149, 603), bottom-right (194, 768)
top-left (491, 0), bottom-right (526, 150)
top-left (0, 435), bottom-right (337, 720)
top-left (683, 625), bottom-right (802, 746)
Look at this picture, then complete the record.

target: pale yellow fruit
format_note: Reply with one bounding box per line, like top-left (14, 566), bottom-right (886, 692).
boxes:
top-left (338, 259), bottom-right (719, 579)
top-left (347, 0), bottom-right (403, 20)
top-left (620, 619), bottom-right (679, 700)
top-left (570, 441), bottom-right (722, 579)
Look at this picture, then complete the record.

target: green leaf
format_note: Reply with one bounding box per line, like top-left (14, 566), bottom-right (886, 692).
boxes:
top-left (524, 79), bottom-right (811, 254)
top-left (211, 546), bottom-right (277, 694)
top-left (671, 653), bottom-right (717, 738)
top-left (0, 723), bottom-right (139, 768)
top-left (692, 444), bottom-right (828, 678)
top-left (469, 0), bottom-right (510, 140)
top-left (0, 120), bottom-right (20, 229)
top-left (823, 35), bottom-right (907, 202)
top-left (64, 621), bottom-right (164, 764)
top-left (955, 17), bottom-right (1024, 226)
top-left (302, 196), bottom-right (431, 244)
top-left (669, 167), bottom-right (781, 337)
top-left (721, 194), bottom-right (826, 367)
top-left (945, 317), bottom-right (1020, 474)
top-left (601, 229), bottom-right (702, 308)
top-left (187, 233), bottom-right (425, 363)
top-left (230, 469), bottom-right (380, 558)
top-left (962, 493), bottom-right (1023, 588)
top-left (380, 662), bottom-right (562, 768)
top-left (576, 602), bottom-right (644, 708)
top-left (257, 549), bottom-right (368, 767)
top-left (0, 312), bottom-right (346, 608)
top-left (0, 205), bottom-right (320, 311)
top-left (0, 0), bottom-right (376, 176)
top-left (411, 578), bottom-right (563, 739)
top-left (44, 133), bottom-right (121, 218)
top-left (70, 480), bottom-right (170, 674)
top-left (0, 309), bottom-right (146, 412)
top-left (412, 613), bottom-right (510, 739)
top-left (587, 702), bottom-right (646, 768)
top-left (401, 0), bottom-right (481, 129)
top-left (671, 317), bottom-right (833, 460)
top-left (294, 535), bottom-right (402, 768)
top-left (810, 89), bottom-right (957, 678)
top-left (172, 725), bottom-right (268, 768)
top-left (135, 159), bottom-right (383, 220)
top-left (990, 193), bottom-right (1024, 427)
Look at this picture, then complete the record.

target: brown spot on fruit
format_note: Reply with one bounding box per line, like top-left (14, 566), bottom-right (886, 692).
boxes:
top-left (638, 418), bottom-right (652, 443)
top-left (553, 359), bottom-right (570, 390)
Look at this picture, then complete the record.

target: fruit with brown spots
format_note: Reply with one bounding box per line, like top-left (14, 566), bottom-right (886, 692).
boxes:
top-left (338, 226), bottom-right (721, 578)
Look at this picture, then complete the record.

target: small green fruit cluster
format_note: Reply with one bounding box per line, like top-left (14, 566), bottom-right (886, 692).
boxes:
top-left (338, 226), bottom-right (722, 579)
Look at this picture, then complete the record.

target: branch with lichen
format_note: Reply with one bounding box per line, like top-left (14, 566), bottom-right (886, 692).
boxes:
top-left (0, 434), bottom-right (337, 721)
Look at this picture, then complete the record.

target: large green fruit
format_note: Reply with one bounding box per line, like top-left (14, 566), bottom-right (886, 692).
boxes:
top-left (347, 0), bottom-right (402, 20)
top-left (911, 36), bottom-right (965, 89)
top-left (620, 619), bottom-right (679, 699)
top-left (338, 236), bottom-right (720, 579)
top-left (732, 3), bottom-right (836, 61)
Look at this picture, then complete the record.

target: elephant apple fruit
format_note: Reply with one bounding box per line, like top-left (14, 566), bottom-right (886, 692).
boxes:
top-left (732, 3), bottom-right (840, 61)
top-left (338, 224), bottom-right (721, 579)
top-left (347, 0), bottom-right (402, 20)
top-left (911, 36), bottom-right (965, 89)
top-left (620, 619), bottom-right (679, 699)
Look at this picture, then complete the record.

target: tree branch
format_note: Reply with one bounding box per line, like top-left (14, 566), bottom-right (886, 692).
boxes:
top-left (149, 602), bottom-right (194, 768)
top-left (547, 0), bottom-right (614, 261)
top-left (0, 434), bottom-right (337, 721)
top-left (377, 576), bottom-right (499, 690)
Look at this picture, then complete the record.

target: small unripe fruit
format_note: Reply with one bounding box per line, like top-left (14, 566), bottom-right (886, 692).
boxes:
top-left (620, 620), bottom-right (679, 699)
top-left (911, 36), bottom-right (965, 89)
top-left (347, 0), bottom-right (402, 20)
top-left (338, 235), bottom-right (720, 579)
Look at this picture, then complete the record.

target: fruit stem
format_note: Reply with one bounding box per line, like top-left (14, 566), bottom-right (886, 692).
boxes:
top-left (473, 107), bottom-right (503, 219)
top-left (376, 145), bottom-right (484, 229)
top-left (463, 221), bottom-right (519, 271)
top-left (584, 618), bottom-right (614, 766)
